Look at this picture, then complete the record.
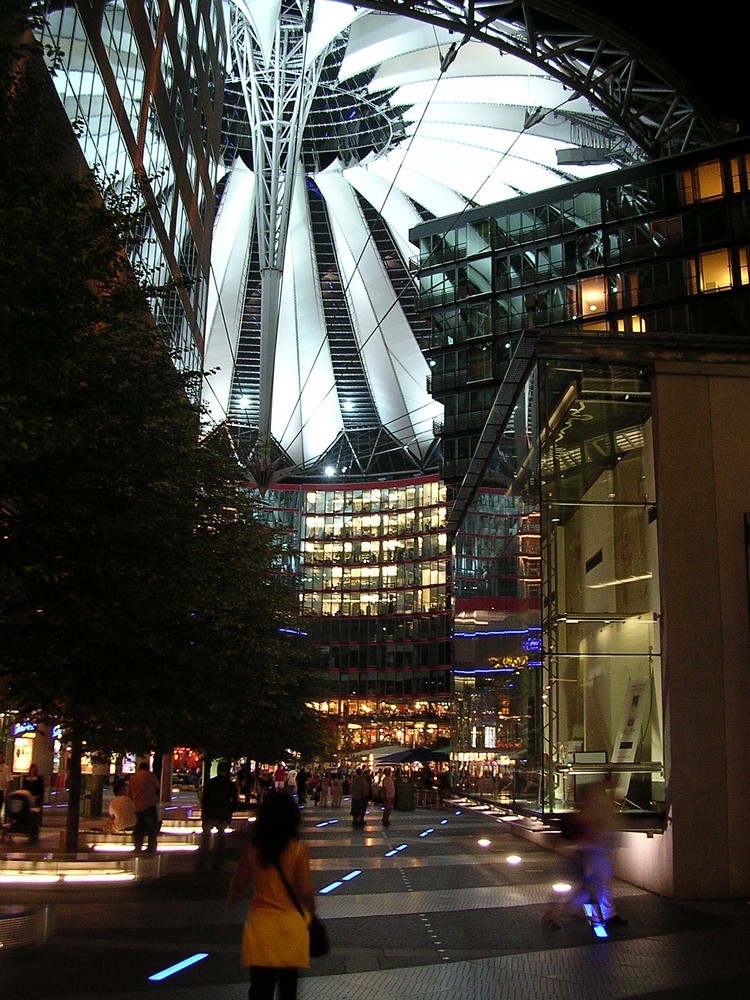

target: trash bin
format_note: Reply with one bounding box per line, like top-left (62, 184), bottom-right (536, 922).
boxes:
top-left (395, 780), bottom-right (415, 811)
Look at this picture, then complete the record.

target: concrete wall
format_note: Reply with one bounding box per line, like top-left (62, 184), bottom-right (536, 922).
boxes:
top-left (650, 362), bottom-right (750, 898)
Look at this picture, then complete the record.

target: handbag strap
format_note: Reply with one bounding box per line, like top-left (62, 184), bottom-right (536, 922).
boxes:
top-left (273, 857), bottom-right (306, 919)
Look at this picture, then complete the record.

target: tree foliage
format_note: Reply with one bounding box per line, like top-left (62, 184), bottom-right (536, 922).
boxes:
top-left (0, 0), bottom-right (325, 791)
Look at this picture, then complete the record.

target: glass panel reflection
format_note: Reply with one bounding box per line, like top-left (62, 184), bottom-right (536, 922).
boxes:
top-left (453, 358), bottom-right (665, 823)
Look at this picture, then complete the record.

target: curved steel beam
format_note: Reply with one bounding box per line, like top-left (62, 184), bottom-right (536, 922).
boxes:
top-left (331, 0), bottom-right (723, 156)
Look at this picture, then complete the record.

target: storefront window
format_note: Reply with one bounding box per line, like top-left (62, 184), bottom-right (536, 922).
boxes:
top-left (452, 358), bottom-right (665, 824)
top-left (539, 360), bottom-right (663, 821)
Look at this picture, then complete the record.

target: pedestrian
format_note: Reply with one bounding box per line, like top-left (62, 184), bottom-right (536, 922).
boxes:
top-left (237, 764), bottom-right (251, 808)
top-left (286, 766), bottom-right (298, 798)
top-left (0, 750), bottom-right (12, 820)
top-left (21, 762), bottom-right (45, 808)
top-left (330, 773), bottom-right (342, 808)
top-left (547, 775), bottom-right (628, 930)
top-left (196, 761), bottom-right (238, 871)
top-left (227, 791), bottom-right (317, 1000)
top-left (296, 767), bottom-right (308, 805)
top-left (381, 768), bottom-right (395, 827)
top-left (350, 768), bottom-right (369, 828)
top-left (273, 762), bottom-right (286, 792)
top-left (128, 761), bottom-right (160, 854)
top-left (319, 772), bottom-right (330, 808)
top-left (107, 778), bottom-right (136, 833)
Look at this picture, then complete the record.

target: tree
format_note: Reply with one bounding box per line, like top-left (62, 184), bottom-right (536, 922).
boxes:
top-left (0, 1), bottom-right (324, 851)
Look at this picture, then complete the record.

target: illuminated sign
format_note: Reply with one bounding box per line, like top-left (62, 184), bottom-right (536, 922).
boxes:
top-left (13, 722), bottom-right (36, 736)
top-left (523, 637), bottom-right (542, 652)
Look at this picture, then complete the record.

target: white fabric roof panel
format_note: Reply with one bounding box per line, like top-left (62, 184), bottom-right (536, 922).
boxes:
top-left (340, 14), bottom-right (456, 82)
top-left (342, 164), bottom-right (423, 267)
top-left (315, 167), bottom-right (440, 460)
top-left (305, 0), bottom-right (361, 66)
top-left (369, 42), bottom-right (540, 92)
top-left (390, 76), bottom-right (604, 118)
top-left (231, 0), bottom-right (282, 67)
top-left (273, 164), bottom-right (342, 466)
top-left (204, 158), bottom-right (256, 428)
top-left (364, 154), bottom-right (469, 219)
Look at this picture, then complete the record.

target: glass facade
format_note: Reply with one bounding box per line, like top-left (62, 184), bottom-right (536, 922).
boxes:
top-left (36, 1), bottom-right (227, 380)
top-left (251, 479), bottom-right (452, 753)
top-left (415, 139), bottom-right (750, 486)
top-left (450, 358), bottom-right (662, 820)
top-left (413, 139), bottom-right (750, 823)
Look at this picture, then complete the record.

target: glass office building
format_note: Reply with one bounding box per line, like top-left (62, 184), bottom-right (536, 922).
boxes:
top-left (413, 136), bottom-right (750, 896)
top-left (35, 0), bottom-right (227, 379)
top-left (252, 479), bottom-right (451, 752)
top-left (417, 140), bottom-right (750, 484)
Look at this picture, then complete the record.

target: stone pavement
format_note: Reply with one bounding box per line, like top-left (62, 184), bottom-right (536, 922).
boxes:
top-left (1, 799), bottom-right (748, 999)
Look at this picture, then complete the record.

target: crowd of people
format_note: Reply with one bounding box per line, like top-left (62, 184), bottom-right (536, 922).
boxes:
top-left (237, 763), bottom-right (409, 829)
top-left (99, 757), bottom-right (413, 858)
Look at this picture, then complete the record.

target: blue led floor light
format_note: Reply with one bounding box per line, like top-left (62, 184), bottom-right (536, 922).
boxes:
top-left (320, 880), bottom-right (343, 894)
top-left (583, 903), bottom-right (608, 939)
top-left (149, 953), bottom-right (209, 982)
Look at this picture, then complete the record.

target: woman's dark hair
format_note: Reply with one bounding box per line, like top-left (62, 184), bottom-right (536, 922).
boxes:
top-left (251, 791), bottom-right (301, 866)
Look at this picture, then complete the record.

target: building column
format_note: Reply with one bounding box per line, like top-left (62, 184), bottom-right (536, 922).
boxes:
top-left (651, 361), bottom-right (750, 898)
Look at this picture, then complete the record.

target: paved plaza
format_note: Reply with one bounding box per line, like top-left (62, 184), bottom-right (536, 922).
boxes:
top-left (1, 800), bottom-right (749, 999)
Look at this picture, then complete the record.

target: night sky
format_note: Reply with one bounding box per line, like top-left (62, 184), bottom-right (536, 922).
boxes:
top-left (577, 1), bottom-right (749, 134)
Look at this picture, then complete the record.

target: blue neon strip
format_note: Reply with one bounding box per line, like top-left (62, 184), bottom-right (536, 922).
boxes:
top-left (396, 844), bottom-right (408, 851)
top-left (385, 849), bottom-right (398, 857)
top-left (594, 924), bottom-right (609, 938)
top-left (342, 869), bottom-right (361, 881)
top-left (420, 828), bottom-right (435, 838)
top-left (320, 881), bottom-right (343, 894)
top-left (149, 953), bottom-right (208, 982)
top-left (454, 628), bottom-right (530, 637)
top-left (455, 810), bottom-right (462, 815)
top-left (440, 819), bottom-right (448, 825)
top-left (454, 668), bottom-right (516, 675)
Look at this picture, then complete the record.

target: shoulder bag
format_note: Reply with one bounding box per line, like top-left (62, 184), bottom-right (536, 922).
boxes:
top-left (273, 859), bottom-right (330, 958)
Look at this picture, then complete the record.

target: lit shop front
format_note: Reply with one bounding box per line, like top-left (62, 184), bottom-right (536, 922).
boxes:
top-left (451, 358), bottom-right (664, 824)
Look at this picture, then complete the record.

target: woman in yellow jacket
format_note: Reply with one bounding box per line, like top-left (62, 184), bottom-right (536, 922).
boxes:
top-left (227, 792), bottom-right (316, 1000)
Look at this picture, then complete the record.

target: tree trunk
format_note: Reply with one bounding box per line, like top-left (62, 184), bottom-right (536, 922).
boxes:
top-left (64, 737), bottom-right (83, 854)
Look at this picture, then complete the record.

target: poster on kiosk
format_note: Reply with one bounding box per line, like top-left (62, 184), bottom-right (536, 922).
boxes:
top-left (12, 721), bottom-right (55, 796)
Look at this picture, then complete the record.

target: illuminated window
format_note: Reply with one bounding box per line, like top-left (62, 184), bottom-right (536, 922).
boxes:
top-left (578, 276), bottom-right (607, 316)
top-left (680, 160), bottom-right (724, 204)
top-left (699, 249), bottom-right (732, 292)
top-left (729, 157), bottom-right (750, 194)
top-left (740, 248), bottom-right (749, 286)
